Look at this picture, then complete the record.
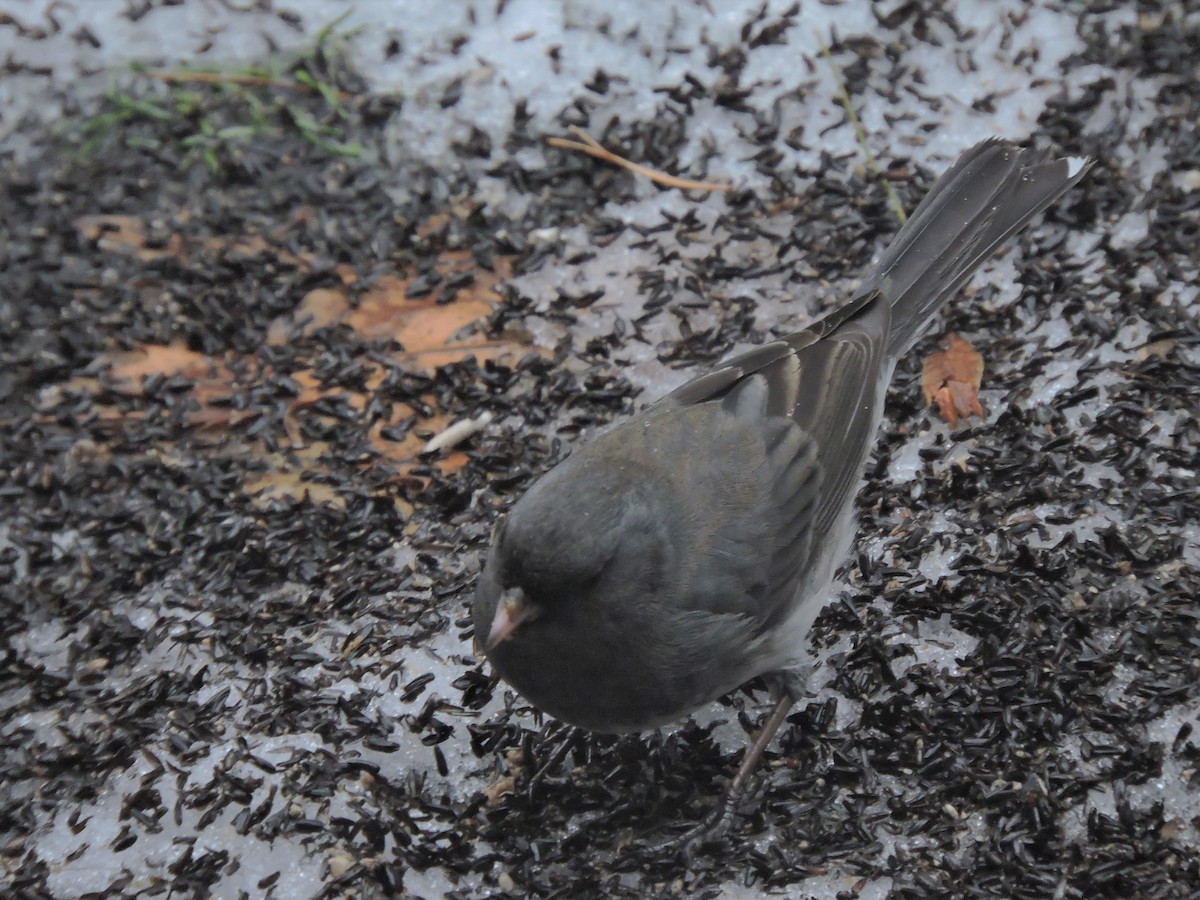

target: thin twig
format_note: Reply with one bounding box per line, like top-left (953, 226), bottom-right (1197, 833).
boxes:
top-left (819, 44), bottom-right (907, 224)
top-left (547, 126), bottom-right (732, 193)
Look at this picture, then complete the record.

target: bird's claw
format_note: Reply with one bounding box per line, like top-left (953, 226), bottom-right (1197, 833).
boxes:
top-left (649, 796), bottom-right (737, 863)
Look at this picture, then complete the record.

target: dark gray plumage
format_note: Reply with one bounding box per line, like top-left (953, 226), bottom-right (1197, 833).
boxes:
top-left (473, 139), bottom-right (1090, 738)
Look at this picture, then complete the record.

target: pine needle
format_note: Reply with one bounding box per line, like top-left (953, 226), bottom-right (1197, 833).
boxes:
top-left (819, 44), bottom-right (907, 223)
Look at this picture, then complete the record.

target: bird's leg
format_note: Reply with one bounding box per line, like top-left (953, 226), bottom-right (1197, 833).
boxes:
top-left (710, 696), bottom-right (796, 830)
top-left (722, 694), bottom-right (795, 812)
top-left (656, 695), bottom-right (795, 859)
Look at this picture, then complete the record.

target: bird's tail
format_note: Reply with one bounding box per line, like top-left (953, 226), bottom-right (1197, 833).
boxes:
top-left (868, 139), bottom-right (1091, 359)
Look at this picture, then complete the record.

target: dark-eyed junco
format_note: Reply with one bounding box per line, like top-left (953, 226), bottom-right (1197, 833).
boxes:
top-left (473, 139), bottom-right (1089, 834)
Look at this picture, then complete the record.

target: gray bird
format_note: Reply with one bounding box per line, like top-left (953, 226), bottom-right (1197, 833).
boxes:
top-left (473, 139), bottom-right (1090, 831)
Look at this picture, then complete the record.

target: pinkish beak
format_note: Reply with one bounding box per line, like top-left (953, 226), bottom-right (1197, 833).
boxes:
top-left (487, 587), bottom-right (532, 649)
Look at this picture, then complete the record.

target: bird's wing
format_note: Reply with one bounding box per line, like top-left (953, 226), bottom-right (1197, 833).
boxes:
top-left (652, 290), bottom-right (891, 628)
top-left (660, 288), bottom-right (882, 411)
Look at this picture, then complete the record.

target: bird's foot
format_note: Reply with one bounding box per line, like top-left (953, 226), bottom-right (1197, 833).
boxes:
top-left (648, 791), bottom-right (738, 863)
top-left (649, 696), bottom-right (796, 864)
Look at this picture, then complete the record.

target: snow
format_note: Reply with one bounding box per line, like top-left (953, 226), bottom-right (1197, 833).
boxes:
top-left (6, 0), bottom-right (1192, 896)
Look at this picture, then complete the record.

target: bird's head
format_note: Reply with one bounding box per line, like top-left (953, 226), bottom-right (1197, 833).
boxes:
top-left (470, 449), bottom-right (674, 725)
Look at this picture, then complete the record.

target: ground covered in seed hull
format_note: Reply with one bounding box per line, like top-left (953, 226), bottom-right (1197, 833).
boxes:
top-left (2, 2), bottom-right (1199, 898)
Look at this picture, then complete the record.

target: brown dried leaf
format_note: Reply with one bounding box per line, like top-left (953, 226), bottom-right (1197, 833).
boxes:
top-left (369, 411), bottom-right (471, 478)
top-left (56, 213), bottom-right (519, 508)
top-left (242, 441), bottom-right (417, 517)
top-left (266, 288), bottom-right (347, 344)
top-left (98, 342), bottom-right (265, 429)
top-left (76, 214), bottom-right (310, 267)
top-left (244, 470), bottom-right (346, 509)
top-left (76, 215), bottom-right (185, 260)
top-left (268, 252), bottom-right (534, 374)
top-left (104, 341), bottom-right (223, 393)
top-left (922, 333), bottom-right (985, 427)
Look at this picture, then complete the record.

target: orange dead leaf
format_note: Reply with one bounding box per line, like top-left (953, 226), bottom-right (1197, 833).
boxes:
top-left (244, 469), bottom-right (346, 509)
top-left (416, 212), bottom-right (452, 239)
top-left (921, 333), bottom-right (985, 427)
top-left (268, 251), bottom-right (534, 374)
top-left (368, 411), bottom-right (471, 478)
top-left (350, 271), bottom-right (490, 346)
top-left (103, 341), bottom-right (221, 393)
top-left (76, 214), bottom-right (310, 268)
top-left (51, 211), bottom-right (523, 508)
top-left (75, 341), bottom-right (470, 482)
top-left (76, 215), bottom-right (184, 261)
top-left (242, 446), bottom-right (411, 516)
top-left (98, 341), bottom-right (267, 429)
